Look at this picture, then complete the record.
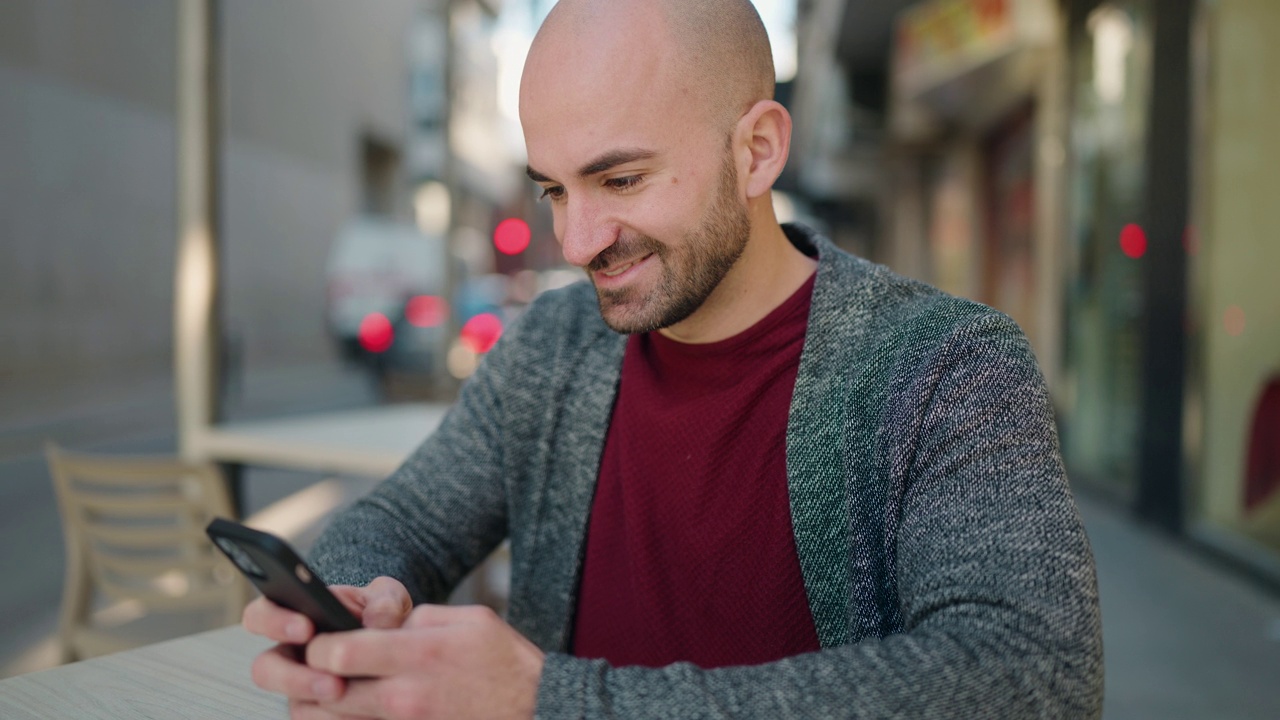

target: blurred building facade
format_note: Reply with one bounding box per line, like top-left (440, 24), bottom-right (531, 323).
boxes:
top-left (5, 0), bottom-right (1278, 580)
top-left (0, 0), bottom-right (537, 420)
top-left (1188, 0), bottom-right (1280, 577)
top-left (790, 0), bottom-right (1280, 581)
top-left (1, 0), bottom-right (421, 418)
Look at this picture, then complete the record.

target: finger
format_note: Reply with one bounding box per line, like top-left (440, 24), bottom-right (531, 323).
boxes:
top-left (404, 603), bottom-right (489, 630)
top-left (252, 644), bottom-right (346, 702)
top-left (243, 596), bottom-right (315, 644)
top-left (316, 676), bottom-right (425, 720)
top-left (306, 627), bottom-right (447, 678)
top-left (328, 578), bottom-right (410, 627)
top-left (327, 586), bottom-right (373, 620)
top-left (358, 577), bottom-right (413, 629)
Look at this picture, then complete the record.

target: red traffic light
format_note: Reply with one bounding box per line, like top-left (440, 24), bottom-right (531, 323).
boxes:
top-left (460, 313), bottom-right (503, 353)
top-left (494, 218), bottom-right (531, 255)
top-left (358, 313), bottom-right (394, 353)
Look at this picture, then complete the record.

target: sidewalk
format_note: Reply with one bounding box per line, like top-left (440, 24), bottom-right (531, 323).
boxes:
top-left (1077, 492), bottom-right (1280, 719)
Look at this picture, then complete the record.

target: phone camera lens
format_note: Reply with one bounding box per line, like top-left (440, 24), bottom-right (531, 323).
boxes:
top-left (215, 537), bottom-right (266, 579)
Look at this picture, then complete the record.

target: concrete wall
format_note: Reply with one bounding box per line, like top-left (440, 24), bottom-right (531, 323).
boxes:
top-left (0, 0), bottom-right (179, 414)
top-left (1195, 0), bottom-right (1280, 531)
top-left (220, 0), bottom-right (418, 370)
top-left (0, 0), bottom-right (420, 421)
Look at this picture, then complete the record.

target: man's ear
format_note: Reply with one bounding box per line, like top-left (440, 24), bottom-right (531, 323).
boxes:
top-left (734, 100), bottom-right (792, 200)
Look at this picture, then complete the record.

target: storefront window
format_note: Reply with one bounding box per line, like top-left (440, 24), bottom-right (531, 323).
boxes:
top-left (1059, 0), bottom-right (1153, 498)
top-left (1189, 0), bottom-right (1280, 565)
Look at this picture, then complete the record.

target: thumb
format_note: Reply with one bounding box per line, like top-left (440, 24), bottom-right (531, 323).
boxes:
top-left (405, 603), bottom-right (475, 630)
top-left (360, 576), bottom-right (413, 629)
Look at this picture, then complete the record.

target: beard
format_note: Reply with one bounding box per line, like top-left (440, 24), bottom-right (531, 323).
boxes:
top-left (587, 153), bottom-right (751, 334)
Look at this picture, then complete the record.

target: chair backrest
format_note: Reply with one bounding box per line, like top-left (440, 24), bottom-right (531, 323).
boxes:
top-left (44, 443), bottom-right (249, 660)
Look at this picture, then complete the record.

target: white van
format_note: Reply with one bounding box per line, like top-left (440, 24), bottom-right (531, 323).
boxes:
top-left (324, 216), bottom-right (447, 373)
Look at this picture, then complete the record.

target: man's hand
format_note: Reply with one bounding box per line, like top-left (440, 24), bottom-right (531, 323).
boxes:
top-left (242, 576), bottom-right (414, 710)
top-left (298, 604), bottom-right (544, 720)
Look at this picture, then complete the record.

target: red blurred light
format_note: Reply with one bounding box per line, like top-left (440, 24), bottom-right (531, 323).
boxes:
top-left (1224, 305), bottom-right (1246, 337)
top-left (406, 295), bottom-right (446, 328)
top-left (460, 313), bottom-right (503, 353)
top-left (1183, 225), bottom-right (1199, 256)
top-left (494, 218), bottom-right (531, 255)
top-left (358, 313), bottom-right (394, 353)
top-left (1120, 223), bottom-right (1147, 259)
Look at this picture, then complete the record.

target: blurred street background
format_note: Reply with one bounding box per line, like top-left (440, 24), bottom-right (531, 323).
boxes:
top-left (2, 0), bottom-right (1279, 717)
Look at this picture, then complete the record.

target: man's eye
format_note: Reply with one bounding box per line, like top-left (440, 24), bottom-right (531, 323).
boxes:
top-left (605, 176), bottom-right (643, 191)
top-left (539, 186), bottom-right (565, 202)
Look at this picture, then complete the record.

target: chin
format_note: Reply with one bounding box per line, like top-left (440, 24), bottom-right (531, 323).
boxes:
top-left (599, 305), bottom-right (658, 335)
top-left (599, 293), bottom-right (707, 335)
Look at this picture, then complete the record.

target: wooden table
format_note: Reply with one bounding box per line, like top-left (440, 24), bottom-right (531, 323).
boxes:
top-left (0, 627), bottom-right (282, 719)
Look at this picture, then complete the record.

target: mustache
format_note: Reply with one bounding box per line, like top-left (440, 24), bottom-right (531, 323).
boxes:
top-left (587, 235), bottom-right (665, 273)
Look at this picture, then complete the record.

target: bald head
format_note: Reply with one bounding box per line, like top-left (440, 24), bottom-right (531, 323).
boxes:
top-left (518, 0), bottom-right (803, 340)
top-left (525, 0), bottom-right (775, 132)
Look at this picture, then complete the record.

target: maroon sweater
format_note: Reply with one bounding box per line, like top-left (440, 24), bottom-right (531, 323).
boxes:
top-left (571, 273), bottom-right (820, 668)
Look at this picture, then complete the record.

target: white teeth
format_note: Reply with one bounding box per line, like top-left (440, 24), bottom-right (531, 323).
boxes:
top-left (602, 259), bottom-right (637, 277)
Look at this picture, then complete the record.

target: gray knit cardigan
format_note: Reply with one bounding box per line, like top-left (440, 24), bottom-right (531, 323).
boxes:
top-left (309, 225), bottom-right (1104, 718)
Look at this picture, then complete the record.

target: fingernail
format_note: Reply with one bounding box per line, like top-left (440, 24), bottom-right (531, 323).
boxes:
top-left (312, 677), bottom-right (336, 700)
top-left (287, 619), bottom-right (308, 642)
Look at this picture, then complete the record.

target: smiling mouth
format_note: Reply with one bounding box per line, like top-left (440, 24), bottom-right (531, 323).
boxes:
top-left (599, 253), bottom-right (652, 278)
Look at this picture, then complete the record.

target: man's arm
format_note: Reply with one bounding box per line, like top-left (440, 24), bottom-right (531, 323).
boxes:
top-left (305, 322), bottom-right (516, 604)
top-left (535, 312), bottom-right (1104, 718)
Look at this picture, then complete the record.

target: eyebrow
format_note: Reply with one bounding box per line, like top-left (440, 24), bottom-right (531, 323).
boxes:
top-left (526, 148), bottom-right (657, 184)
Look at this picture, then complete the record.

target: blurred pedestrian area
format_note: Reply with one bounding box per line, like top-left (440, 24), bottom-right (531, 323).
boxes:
top-left (4, 0), bottom-right (1280, 717)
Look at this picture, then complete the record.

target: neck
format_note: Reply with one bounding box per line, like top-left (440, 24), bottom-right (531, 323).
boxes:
top-left (658, 203), bottom-right (817, 344)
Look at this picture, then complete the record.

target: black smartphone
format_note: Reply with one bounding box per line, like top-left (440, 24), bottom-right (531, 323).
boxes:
top-left (206, 517), bottom-right (361, 633)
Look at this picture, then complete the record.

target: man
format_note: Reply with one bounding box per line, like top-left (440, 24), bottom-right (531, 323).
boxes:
top-left (244, 0), bottom-right (1104, 717)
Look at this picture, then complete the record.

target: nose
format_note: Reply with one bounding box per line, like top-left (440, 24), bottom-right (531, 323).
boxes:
top-left (557, 196), bottom-right (617, 268)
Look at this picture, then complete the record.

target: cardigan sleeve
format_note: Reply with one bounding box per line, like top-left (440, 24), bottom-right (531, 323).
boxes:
top-left (533, 311), bottom-right (1104, 719)
top-left (305, 317), bottom-right (518, 605)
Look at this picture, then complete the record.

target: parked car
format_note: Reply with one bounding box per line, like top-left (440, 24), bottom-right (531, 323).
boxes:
top-left (324, 216), bottom-right (447, 379)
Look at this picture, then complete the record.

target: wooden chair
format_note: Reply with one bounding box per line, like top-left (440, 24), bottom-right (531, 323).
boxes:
top-left (44, 443), bottom-right (250, 662)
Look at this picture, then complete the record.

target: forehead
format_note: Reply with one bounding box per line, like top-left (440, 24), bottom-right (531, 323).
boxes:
top-left (518, 10), bottom-right (714, 176)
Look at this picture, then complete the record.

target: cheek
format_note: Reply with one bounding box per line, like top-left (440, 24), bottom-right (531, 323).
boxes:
top-left (627, 173), bottom-right (713, 239)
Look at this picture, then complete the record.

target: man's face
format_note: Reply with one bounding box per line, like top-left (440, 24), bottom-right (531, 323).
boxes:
top-left (520, 13), bottom-right (751, 334)
top-left (578, 150), bottom-right (750, 334)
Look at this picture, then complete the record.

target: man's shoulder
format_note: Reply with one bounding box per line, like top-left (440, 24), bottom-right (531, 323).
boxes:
top-left (809, 233), bottom-right (999, 340)
top-left (503, 279), bottom-right (611, 349)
